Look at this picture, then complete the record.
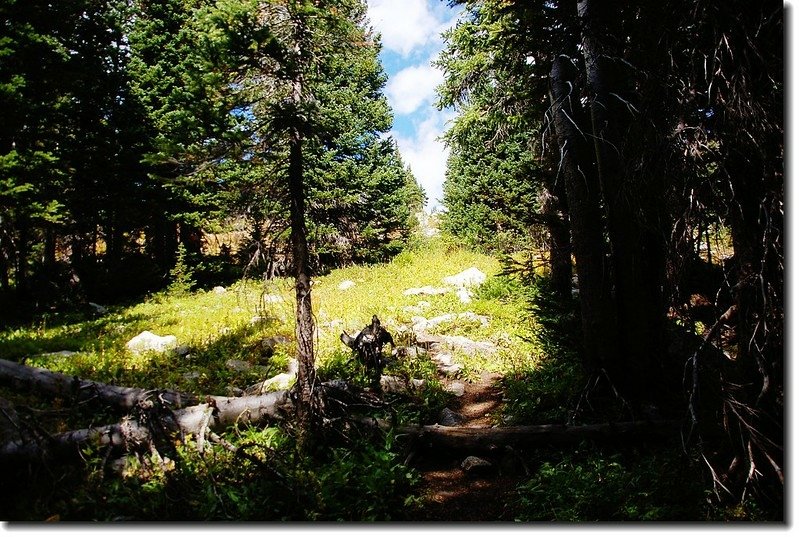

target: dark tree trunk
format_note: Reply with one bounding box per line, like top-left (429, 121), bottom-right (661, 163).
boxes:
top-left (549, 53), bottom-right (616, 374)
top-left (150, 217), bottom-right (178, 273)
top-left (577, 0), bottom-right (666, 404)
top-left (540, 188), bottom-right (572, 298)
top-left (15, 222), bottom-right (29, 300)
top-left (288, 68), bottom-right (317, 449)
top-left (43, 227), bottom-right (57, 269)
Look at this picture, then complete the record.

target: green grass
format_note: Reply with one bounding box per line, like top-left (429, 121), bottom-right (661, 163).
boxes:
top-left (0, 235), bottom-right (540, 399)
top-left (0, 236), bottom-right (738, 522)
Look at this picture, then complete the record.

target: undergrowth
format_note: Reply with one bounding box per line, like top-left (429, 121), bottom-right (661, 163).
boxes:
top-left (513, 445), bottom-right (711, 521)
top-left (2, 427), bottom-right (420, 521)
top-left (0, 236), bottom-right (747, 521)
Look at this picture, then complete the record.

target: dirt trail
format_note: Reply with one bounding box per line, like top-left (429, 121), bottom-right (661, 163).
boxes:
top-left (410, 367), bottom-right (526, 521)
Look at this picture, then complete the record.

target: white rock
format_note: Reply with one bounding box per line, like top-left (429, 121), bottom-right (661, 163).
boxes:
top-left (434, 353), bottom-right (454, 366)
top-left (225, 359), bottom-right (253, 372)
top-left (443, 267), bottom-right (486, 288)
top-left (445, 382), bottom-right (465, 397)
top-left (88, 302), bottom-right (107, 315)
top-left (441, 335), bottom-right (498, 355)
top-left (38, 350), bottom-right (78, 358)
top-left (125, 331), bottom-right (178, 355)
top-left (261, 372), bottom-right (294, 390)
top-left (338, 280), bottom-right (356, 291)
top-left (439, 363), bottom-right (463, 376)
top-left (212, 286), bottom-right (227, 294)
top-left (456, 288), bottom-right (472, 303)
top-left (410, 378), bottom-right (427, 390)
top-left (379, 375), bottom-right (408, 394)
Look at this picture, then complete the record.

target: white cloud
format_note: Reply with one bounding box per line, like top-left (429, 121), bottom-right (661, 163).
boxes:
top-left (366, 0), bottom-right (457, 57)
top-left (366, 1), bottom-right (464, 212)
top-left (393, 110), bottom-right (456, 210)
top-left (385, 63), bottom-right (444, 115)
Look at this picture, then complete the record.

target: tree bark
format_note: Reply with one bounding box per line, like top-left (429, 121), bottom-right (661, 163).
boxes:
top-left (549, 53), bottom-right (616, 374)
top-left (287, 60), bottom-right (317, 449)
top-left (0, 358), bottom-right (199, 411)
top-left (0, 390), bottom-right (293, 461)
top-left (577, 0), bottom-right (666, 403)
top-left (383, 419), bottom-right (682, 452)
top-left (540, 188), bottom-right (572, 299)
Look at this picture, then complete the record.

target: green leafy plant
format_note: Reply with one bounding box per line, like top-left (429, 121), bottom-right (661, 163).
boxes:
top-left (514, 448), bottom-right (710, 521)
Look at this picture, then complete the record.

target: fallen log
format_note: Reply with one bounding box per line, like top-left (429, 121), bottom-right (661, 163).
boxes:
top-left (0, 358), bottom-right (199, 411)
top-left (0, 390), bottom-right (294, 461)
top-left (375, 419), bottom-right (685, 451)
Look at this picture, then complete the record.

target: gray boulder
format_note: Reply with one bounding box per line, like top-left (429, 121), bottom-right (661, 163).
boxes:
top-left (437, 407), bottom-right (463, 426)
top-left (125, 331), bottom-right (178, 355)
top-left (461, 456), bottom-right (493, 475)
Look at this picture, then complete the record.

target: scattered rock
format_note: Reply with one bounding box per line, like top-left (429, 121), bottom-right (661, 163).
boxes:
top-left (338, 280), bottom-right (356, 291)
top-left (437, 407), bottom-right (463, 426)
top-left (125, 331), bottom-right (178, 355)
top-left (411, 315), bottom-right (430, 332)
top-left (445, 382), bottom-right (466, 397)
top-left (435, 353), bottom-right (454, 366)
top-left (410, 378), bottom-right (427, 390)
top-left (403, 286), bottom-right (450, 296)
top-left (394, 346), bottom-right (426, 359)
top-left (262, 335), bottom-right (291, 351)
top-left (182, 371), bottom-right (201, 380)
top-left (174, 345), bottom-right (191, 357)
top-left (413, 312), bottom-right (489, 332)
top-left (225, 359), bottom-right (253, 372)
top-left (379, 375), bottom-right (408, 394)
top-left (441, 335), bottom-right (498, 355)
top-left (461, 456), bottom-right (493, 475)
top-left (414, 332), bottom-right (444, 353)
top-left (456, 288), bottom-right (473, 303)
top-left (248, 359), bottom-right (298, 392)
top-left (212, 286), bottom-right (227, 294)
top-left (443, 267), bottom-right (486, 288)
top-left (438, 363), bottom-right (463, 376)
top-left (38, 350), bottom-right (78, 358)
top-left (249, 315), bottom-right (271, 326)
top-left (88, 302), bottom-right (107, 315)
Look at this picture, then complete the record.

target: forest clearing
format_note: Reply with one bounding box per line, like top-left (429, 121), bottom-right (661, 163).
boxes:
top-left (0, 0), bottom-right (783, 524)
top-left (0, 235), bottom-right (737, 521)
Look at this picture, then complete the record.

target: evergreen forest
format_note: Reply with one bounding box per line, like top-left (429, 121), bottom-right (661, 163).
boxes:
top-left (0, 0), bottom-right (784, 523)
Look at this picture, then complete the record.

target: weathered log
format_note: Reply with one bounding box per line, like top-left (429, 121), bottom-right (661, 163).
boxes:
top-left (0, 358), bottom-right (199, 410)
top-left (384, 419), bottom-right (684, 451)
top-left (0, 390), bottom-right (294, 461)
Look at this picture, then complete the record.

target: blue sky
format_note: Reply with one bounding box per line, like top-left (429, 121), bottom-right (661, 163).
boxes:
top-left (365, 0), bottom-right (462, 211)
